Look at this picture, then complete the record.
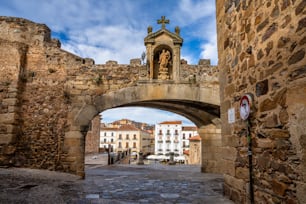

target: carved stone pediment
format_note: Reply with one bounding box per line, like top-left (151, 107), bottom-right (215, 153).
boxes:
top-left (144, 29), bottom-right (183, 46)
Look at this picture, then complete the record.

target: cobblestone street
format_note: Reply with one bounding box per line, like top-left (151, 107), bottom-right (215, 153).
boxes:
top-left (0, 159), bottom-right (234, 204)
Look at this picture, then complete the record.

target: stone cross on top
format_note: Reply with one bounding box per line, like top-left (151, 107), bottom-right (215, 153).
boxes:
top-left (157, 16), bottom-right (169, 29)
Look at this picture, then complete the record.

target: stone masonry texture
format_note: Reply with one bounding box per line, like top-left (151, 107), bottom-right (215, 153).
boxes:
top-left (217, 0), bottom-right (306, 203)
top-left (0, 17), bottom-right (221, 180)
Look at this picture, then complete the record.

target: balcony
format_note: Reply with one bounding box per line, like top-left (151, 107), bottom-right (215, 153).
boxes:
top-left (158, 149), bottom-right (163, 151)
top-left (165, 140), bottom-right (171, 143)
top-left (158, 140), bottom-right (163, 143)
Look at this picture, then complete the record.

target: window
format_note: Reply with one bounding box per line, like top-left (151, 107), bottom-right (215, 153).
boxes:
top-left (167, 130), bottom-right (170, 135)
top-left (111, 139), bottom-right (113, 143)
top-left (104, 138), bottom-right (107, 143)
top-left (189, 133), bottom-right (192, 138)
top-left (133, 134), bottom-right (137, 140)
top-left (119, 134), bottom-right (122, 139)
top-left (159, 130), bottom-right (162, 135)
top-left (111, 132), bottom-right (114, 136)
top-left (126, 142), bottom-right (129, 148)
top-left (119, 142), bottom-right (122, 148)
top-left (104, 132), bottom-right (106, 136)
top-left (126, 134), bottom-right (129, 139)
top-left (183, 133), bottom-right (185, 139)
top-left (175, 130), bottom-right (178, 135)
top-left (133, 142), bottom-right (136, 148)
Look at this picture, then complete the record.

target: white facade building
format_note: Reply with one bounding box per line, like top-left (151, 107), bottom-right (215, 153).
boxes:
top-left (100, 127), bottom-right (117, 151)
top-left (182, 126), bottom-right (198, 153)
top-left (154, 121), bottom-right (198, 156)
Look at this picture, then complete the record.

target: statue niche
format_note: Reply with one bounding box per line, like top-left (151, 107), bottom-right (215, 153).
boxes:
top-left (153, 48), bottom-right (172, 80)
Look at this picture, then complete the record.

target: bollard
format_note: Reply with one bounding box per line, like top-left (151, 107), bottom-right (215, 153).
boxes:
top-left (137, 152), bottom-right (144, 165)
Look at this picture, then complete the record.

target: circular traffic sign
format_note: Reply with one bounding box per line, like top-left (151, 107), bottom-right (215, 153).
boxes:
top-left (240, 94), bottom-right (252, 120)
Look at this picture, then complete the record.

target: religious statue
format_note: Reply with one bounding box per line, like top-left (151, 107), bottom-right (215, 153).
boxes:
top-left (158, 49), bottom-right (171, 80)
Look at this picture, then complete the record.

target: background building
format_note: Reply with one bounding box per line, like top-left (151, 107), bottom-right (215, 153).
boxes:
top-left (99, 126), bottom-right (117, 152)
top-left (99, 119), bottom-right (154, 156)
top-left (182, 126), bottom-right (198, 153)
top-left (154, 121), bottom-right (198, 157)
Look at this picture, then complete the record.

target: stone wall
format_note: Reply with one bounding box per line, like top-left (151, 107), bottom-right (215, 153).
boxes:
top-left (199, 124), bottom-right (222, 173)
top-left (0, 16), bottom-right (220, 177)
top-left (85, 115), bottom-right (100, 154)
top-left (0, 17), bottom-right (145, 174)
top-left (217, 0), bottom-right (306, 203)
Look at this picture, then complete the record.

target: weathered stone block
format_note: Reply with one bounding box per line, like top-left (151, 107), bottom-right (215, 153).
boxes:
top-left (288, 49), bottom-right (305, 65)
top-left (271, 179), bottom-right (288, 196)
top-left (296, 1), bottom-right (306, 15)
top-left (0, 113), bottom-right (16, 124)
top-left (256, 79), bottom-right (268, 97)
top-left (224, 174), bottom-right (245, 191)
top-left (289, 65), bottom-right (306, 81)
top-left (257, 18), bottom-right (269, 32)
top-left (262, 23), bottom-right (277, 42)
top-left (222, 147), bottom-right (238, 161)
top-left (264, 114), bottom-right (280, 128)
top-left (256, 138), bottom-right (275, 149)
top-left (0, 134), bottom-right (14, 144)
top-left (296, 17), bottom-right (306, 32)
top-left (259, 98), bottom-right (277, 112)
top-left (235, 167), bottom-right (249, 180)
top-left (262, 129), bottom-right (290, 139)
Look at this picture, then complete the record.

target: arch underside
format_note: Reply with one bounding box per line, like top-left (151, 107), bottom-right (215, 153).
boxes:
top-left (91, 84), bottom-right (220, 127)
top-left (114, 99), bottom-right (220, 127)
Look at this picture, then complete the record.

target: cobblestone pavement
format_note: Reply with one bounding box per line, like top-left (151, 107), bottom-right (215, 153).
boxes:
top-left (0, 162), bottom-right (234, 204)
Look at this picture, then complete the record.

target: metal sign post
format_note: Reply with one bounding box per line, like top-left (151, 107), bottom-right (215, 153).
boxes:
top-left (240, 94), bottom-right (254, 204)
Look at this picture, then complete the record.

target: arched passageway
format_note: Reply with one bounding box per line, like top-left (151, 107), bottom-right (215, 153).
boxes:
top-left (69, 83), bottom-right (222, 177)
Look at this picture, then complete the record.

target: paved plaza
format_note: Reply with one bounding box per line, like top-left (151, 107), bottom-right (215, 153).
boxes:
top-left (0, 158), bottom-right (234, 204)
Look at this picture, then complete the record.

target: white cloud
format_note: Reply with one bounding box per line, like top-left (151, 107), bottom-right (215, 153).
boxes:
top-left (200, 36), bottom-right (218, 65)
top-left (101, 107), bottom-right (194, 126)
top-left (62, 24), bottom-right (145, 64)
top-left (1, 0), bottom-right (218, 125)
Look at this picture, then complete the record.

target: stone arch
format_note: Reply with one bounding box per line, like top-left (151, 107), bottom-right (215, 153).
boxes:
top-left (153, 45), bottom-right (173, 79)
top-left (73, 84), bottom-right (219, 130)
top-left (68, 83), bottom-right (221, 177)
top-left (92, 84), bottom-right (219, 126)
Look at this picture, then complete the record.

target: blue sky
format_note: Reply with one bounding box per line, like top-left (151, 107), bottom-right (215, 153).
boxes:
top-left (1, 0), bottom-right (217, 126)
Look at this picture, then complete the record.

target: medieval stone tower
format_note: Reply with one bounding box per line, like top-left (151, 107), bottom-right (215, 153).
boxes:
top-left (217, 0), bottom-right (306, 203)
